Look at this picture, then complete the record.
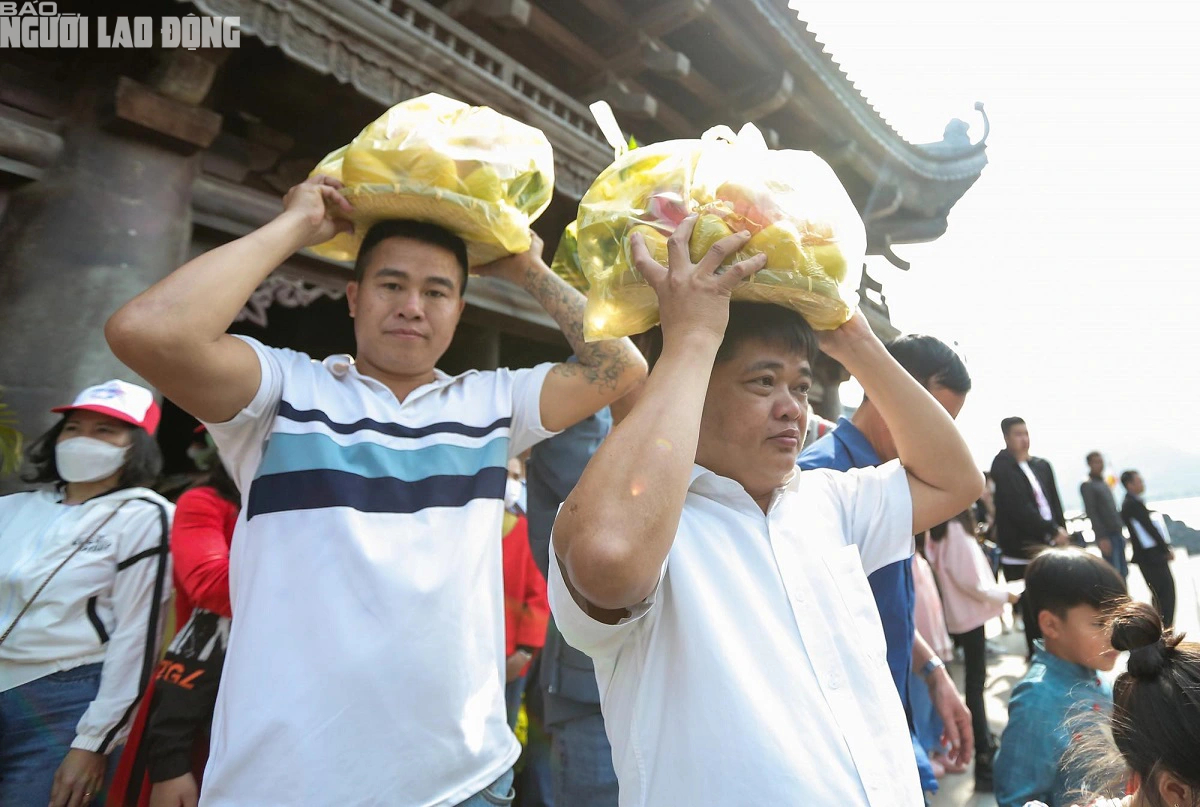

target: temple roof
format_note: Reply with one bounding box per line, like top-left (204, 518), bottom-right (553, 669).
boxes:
top-left (180, 0), bottom-right (987, 265)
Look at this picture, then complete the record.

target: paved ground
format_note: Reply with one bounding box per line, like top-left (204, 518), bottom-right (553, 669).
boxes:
top-left (929, 549), bottom-right (1198, 807)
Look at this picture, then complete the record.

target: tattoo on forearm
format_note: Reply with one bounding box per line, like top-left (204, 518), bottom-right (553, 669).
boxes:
top-left (521, 264), bottom-right (633, 392)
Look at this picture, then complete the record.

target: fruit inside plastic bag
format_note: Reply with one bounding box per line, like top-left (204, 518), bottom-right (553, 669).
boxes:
top-left (576, 123), bottom-right (865, 340)
top-left (309, 93), bottom-right (555, 267)
top-left (549, 221), bottom-right (588, 292)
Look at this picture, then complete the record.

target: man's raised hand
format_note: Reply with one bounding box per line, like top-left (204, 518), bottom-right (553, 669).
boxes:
top-left (280, 174), bottom-right (354, 248)
top-left (630, 214), bottom-right (766, 343)
top-left (816, 309), bottom-right (876, 365)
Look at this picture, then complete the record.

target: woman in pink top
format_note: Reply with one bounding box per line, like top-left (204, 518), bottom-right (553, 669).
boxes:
top-left (926, 511), bottom-right (1019, 791)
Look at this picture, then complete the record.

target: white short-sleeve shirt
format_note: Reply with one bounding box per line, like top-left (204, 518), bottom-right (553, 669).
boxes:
top-left (548, 461), bottom-right (920, 807)
top-left (199, 336), bottom-right (557, 807)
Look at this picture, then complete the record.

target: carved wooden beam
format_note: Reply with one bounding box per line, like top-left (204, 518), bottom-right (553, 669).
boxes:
top-left (605, 32), bottom-right (690, 80)
top-left (181, 0), bottom-right (614, 197)
top-left (148, 50), bottom-right (229, 106)
top-left (519, 6), bottom-right (702, 134)
top-left (585, 73), bottom-right (658, 119)
top-left (574, 0), bottom-right (626, 29)
top-left (442, 0), bottom-right (531, 29)
top-left (201, 131), bottom-right (285, 184)
top-left (108, 76), bottom-right (223, 151)
top-left (524, 4), bottom-right (605, 72)
top-left (730, 69), bottom-right (794, 123)
top-left (705, 1), bottom-right (774, 71)
top-left (633, 0), bottom-right (713, 39)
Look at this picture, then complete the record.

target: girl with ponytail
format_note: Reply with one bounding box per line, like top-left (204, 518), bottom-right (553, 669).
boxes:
top-left (1047, 601), bottom-right (1200, 807)
top-left (1104, 601), bottom-right (1200, 807)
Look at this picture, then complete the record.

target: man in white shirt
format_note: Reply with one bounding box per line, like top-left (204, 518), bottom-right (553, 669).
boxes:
top-left (105, 175), bottom-right (646, 806)
top-left (549, 216), bottom-right (984, 806)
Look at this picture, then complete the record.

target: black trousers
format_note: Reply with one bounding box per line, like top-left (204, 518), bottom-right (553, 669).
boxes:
top-left (951, 625), bottom-right (993, 759)
top-left (1139, 558), bottom-right (1177, 628)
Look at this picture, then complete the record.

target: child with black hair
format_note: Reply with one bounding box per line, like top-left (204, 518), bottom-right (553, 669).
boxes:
top-left (1024, 600), bottom-right (1200, 807)
top-left (994, 548), bottom-right (1128, 807)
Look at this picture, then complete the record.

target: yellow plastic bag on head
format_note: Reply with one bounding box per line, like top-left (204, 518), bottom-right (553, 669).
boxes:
top-left (309, 93), bottom-right (555, 267)
top-left (577, 123), bottom-right (866, 340)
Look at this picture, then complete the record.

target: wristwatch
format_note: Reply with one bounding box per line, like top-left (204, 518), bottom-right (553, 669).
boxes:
top-left (919, 657), bottom-right (945, 681)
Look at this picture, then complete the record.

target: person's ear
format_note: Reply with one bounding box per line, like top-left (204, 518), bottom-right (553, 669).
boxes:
top-left (1038, 609), bottom-right (1061, 641)
top-left (347, 281), bottom-right (359, 319)
top-left (1156, 770), bottom-right (1191, 807)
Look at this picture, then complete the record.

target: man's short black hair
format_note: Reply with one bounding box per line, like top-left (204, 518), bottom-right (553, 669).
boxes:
top-left (353, 220), bottom-right (469, 290)
top-left (23, 415), bottom-right (163, 491)
top-left (1001, 416), bottom-right (1026, 437)
top-left (886, 334), bottom-right (971, 394)
top-left (1120, 470), bottom-right (1139, 489)
top-left (715, 303), bottom-right (818, 366)
top-left (1025, 547), bottom-right (1127, 621)
top-left (1086, 451), bottom-right (1103, 465)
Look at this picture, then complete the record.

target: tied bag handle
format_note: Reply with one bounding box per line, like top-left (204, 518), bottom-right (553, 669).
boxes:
top-left (0, 501), bottom-right (131, 647)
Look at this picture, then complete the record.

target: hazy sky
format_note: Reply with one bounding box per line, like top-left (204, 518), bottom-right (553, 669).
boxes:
top-left (792, 0), bottom-right (1200, 506)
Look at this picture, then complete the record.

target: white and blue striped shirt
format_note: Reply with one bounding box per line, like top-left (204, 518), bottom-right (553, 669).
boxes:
top-left (200, 336), bottom-right (556, 807)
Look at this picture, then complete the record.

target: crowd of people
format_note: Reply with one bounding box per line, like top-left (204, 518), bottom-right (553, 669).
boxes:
top-left (0, 170), bottom-right (1195, 807)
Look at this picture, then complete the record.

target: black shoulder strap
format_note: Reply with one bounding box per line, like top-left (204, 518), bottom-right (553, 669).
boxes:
top-left (99, 497), bottom-right (171, 754)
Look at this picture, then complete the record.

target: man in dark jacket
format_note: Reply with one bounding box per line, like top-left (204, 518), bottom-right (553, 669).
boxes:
top-left (1119, 470), bottom-right (1176, 627)
top-left (1080, 452), bottom-right (1127, 578)
top-left (990, 417), bottom-right (1068, 658)
top-left (990, 417), bottom-right (1069, 579)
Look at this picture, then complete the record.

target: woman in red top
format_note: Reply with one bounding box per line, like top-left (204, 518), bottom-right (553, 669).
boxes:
top-left (502, 461), bottom-right (550, 729)
top-left (109, 432), bottom-right (237, 807)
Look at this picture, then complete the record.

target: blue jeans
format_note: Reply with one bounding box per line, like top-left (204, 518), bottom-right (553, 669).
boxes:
top-left (456, 768), bottom-right (515, 807)
top-left (0, 663), bottom-right (115, 807)
top-left (551, 713), bottom-right (618, 807)
top-left (1103, 532), bottom-right (1129, 579)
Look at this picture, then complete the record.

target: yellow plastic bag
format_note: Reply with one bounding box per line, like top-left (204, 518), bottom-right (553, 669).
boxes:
top-left (549, 221), bottom-right (588, 292)
top-left (309, 93), bottom-right (555, 267)
top-left (577, 124), bottom-right (866, 340)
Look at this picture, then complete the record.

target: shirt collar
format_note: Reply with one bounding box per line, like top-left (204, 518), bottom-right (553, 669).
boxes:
top-left (1031, 640), bottom-right (1098, 682)
top-left (688, 464), bottom-right (799, 513)
top-left (322, 354), bottom-right (460, 399)
top-left (831, 417), bottom-right (882, 467)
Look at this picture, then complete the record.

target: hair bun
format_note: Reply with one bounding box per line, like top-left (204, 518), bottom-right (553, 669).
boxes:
top-left (1126, 637), bottom-right (1169, 679)
top-left (1110, 600), bottom-right (1187, 680)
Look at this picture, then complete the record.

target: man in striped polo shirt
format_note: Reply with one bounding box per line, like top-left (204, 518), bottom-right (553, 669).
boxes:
top-left (107, 174), bottom-right (646, 807)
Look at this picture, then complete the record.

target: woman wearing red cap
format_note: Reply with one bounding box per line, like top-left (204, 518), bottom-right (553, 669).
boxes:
top-left (0, 380), bottom-right (174, 807)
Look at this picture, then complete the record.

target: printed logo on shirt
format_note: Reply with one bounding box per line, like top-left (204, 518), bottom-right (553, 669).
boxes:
top-left (72, 534), bottom-right (112, 552)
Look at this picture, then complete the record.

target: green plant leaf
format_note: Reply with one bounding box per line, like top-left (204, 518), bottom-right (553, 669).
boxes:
top-left (0, 388), bottom-right (25, 476)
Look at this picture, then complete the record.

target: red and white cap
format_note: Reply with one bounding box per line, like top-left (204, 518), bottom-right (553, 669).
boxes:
top-left (51, 380), bottom-right (161, 434)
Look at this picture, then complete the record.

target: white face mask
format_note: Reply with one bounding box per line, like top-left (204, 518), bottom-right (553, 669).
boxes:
top-left (56, 437), bottom-right (130, 483)
top-left (505, 477), bottom-right (525, 512)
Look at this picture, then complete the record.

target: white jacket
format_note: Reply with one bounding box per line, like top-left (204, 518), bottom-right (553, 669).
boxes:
top-left (0, 486), bottom-right (174, 753)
